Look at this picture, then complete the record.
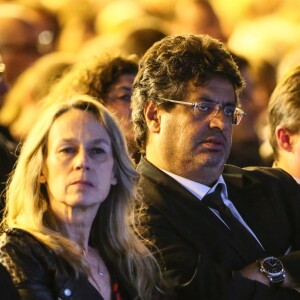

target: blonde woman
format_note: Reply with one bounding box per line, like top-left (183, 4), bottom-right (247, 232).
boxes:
top-left (0, 95), bottom-right (164, 300)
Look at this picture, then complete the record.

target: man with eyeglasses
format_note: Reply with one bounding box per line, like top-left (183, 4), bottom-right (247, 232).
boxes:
top-left (131, 34), bottom-right (300, 299)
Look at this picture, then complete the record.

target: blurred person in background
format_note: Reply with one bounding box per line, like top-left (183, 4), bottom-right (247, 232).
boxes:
top-left (0, 56), bottom-right (8, 110)
top-left (0, 2), bottom-right (59, 85)
top-left (48, 51), bottom-right (140, 162)
top-left (80, 13), bottom-right (168, 60)
top-left (277, 48), bottom-right (300, 82)
top-left (268, 65), bottom-right (300, 184)
top-left (227, 54), bottom-right (266, 167)
top-left (227, 0), bottom-right (300, 67)
top-left (53, 0), bottom-right (97, 53)
top-left (119, 17), bottom-right (168, 58)
top-left (0, 51), bottom-right (75, 143)
top-left (170, 0), bottom-right (227, 42)
top-left (94, 0), bottom-right (145, 39)
top-left (252, 59), bottom-right (277, 166)
top-left (0, 53), bottom-right (16, 220)
top-left (121, 26), bottom-right (166, 58)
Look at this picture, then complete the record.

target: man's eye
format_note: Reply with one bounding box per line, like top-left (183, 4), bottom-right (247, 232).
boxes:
top-left (198, 103), bottom-right (209, 111)
top-left (197, 102), bottom-right (213, 112)
top-left (223, 106), bottom-right (235, 116)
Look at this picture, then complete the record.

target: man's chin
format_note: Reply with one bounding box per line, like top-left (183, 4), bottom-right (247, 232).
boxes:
top-left (197, 155), bottom-right (227, 169)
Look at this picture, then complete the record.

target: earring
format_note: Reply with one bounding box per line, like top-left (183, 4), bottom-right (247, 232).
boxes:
top-left (111, 176), bottom-right (117, 185)
top-left (39, 175), bottom-right (46, 183)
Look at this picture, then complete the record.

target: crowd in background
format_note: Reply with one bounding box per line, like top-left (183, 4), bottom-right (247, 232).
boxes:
top-left (0, 0), bottom-right (300, 167)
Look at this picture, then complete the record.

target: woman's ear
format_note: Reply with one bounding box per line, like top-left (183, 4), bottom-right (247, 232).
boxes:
top-left (39, 174), bottom-right (46, 184)
top-left (39, 167), bottom-right (47, 184)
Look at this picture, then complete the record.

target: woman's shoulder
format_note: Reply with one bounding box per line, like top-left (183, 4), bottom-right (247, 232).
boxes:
top-left (0, 228), bottom-right (56, 283)
top-left (0, 228), bottom-right (46, 251)
top-left (2, 227), bottom-right (38, 238)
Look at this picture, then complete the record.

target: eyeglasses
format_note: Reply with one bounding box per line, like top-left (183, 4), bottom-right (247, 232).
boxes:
top-left (159, 97), bottom-right (246, 125)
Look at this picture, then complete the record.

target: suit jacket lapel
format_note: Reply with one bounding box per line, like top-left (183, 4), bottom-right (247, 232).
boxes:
top-left (223, 165), bottom-right (292, 256)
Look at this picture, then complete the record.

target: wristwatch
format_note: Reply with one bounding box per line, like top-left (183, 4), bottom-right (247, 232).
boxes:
top-left (259, 256), bottom-right (285, 286)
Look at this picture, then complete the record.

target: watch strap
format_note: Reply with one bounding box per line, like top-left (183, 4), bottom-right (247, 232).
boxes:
top-left (268, 273), bottom-right (286, 286)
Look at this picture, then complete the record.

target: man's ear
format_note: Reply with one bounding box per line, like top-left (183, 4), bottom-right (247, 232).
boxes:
top-left (275, 126), bottom-right (293, 152)
top-left (144, 101), bottom-right (161, 133)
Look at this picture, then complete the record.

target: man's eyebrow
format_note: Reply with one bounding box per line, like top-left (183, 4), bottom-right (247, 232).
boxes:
top-left (199, 96), bottom-right (236, 105)
top-left (197, 95), bottom-right (236, 106)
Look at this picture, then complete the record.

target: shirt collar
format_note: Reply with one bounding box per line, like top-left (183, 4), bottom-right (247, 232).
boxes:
top-left (293, 176), bottom-right (300, 184)
top-left (160, 168), bottom-right (228, 200)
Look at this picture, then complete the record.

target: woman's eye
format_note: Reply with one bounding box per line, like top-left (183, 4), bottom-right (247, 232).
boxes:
top-left (60, 147), bottom-right (75, 154)
top-left (116, 94), bottom-right (131, 103)
top-left (90, 147), bottom-right (106, 155)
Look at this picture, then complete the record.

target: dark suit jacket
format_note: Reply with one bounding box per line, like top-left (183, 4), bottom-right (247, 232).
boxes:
top-left (137, 157), bottom-right (300, 299)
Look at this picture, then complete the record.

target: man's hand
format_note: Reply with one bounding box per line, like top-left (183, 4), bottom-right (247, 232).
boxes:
top-left (239, 260), bottom-right (298, 289)
top-left (239, 261), bottom-right (270, 286)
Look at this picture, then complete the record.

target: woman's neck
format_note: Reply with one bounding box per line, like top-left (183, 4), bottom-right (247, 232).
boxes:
top-left (63, 221), bottom-right (91, 251)
top-left (53, 203), bottom-right (100, 251)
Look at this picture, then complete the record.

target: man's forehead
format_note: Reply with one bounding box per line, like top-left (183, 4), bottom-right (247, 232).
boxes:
top-left (189, 76), bottom-right (234, 90)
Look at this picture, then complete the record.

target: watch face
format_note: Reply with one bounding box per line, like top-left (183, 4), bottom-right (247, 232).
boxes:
top-left (262, 257), bottom-right (284, 275)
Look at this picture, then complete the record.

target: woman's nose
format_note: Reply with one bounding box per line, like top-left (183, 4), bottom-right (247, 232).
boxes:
top-left (74, 149), bottom-right (90, 170)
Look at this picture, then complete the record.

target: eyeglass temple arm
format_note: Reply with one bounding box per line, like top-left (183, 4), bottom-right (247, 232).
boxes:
top-left (159, 97), bottom-right (196, 107)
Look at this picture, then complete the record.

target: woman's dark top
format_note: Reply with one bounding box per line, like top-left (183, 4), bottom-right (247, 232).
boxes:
top-left (0, 228), bottom-right (139, 300)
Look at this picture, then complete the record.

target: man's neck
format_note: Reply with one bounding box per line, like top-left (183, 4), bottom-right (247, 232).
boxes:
top-left (274, 159), bottom-right (300, 181)
top-left (145, 154), bottom-right (221, 186)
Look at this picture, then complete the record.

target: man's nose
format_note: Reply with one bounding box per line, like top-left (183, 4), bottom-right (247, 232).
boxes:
top-left (209, 106), bottom-right (228, 130)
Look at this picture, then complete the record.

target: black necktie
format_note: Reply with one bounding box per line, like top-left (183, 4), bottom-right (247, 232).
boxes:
top-left (202, 184), bottom-right (264, 256)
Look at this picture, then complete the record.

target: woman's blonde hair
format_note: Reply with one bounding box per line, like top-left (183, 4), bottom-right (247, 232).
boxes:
top-left (2, 94), bottom-right (159, 299)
